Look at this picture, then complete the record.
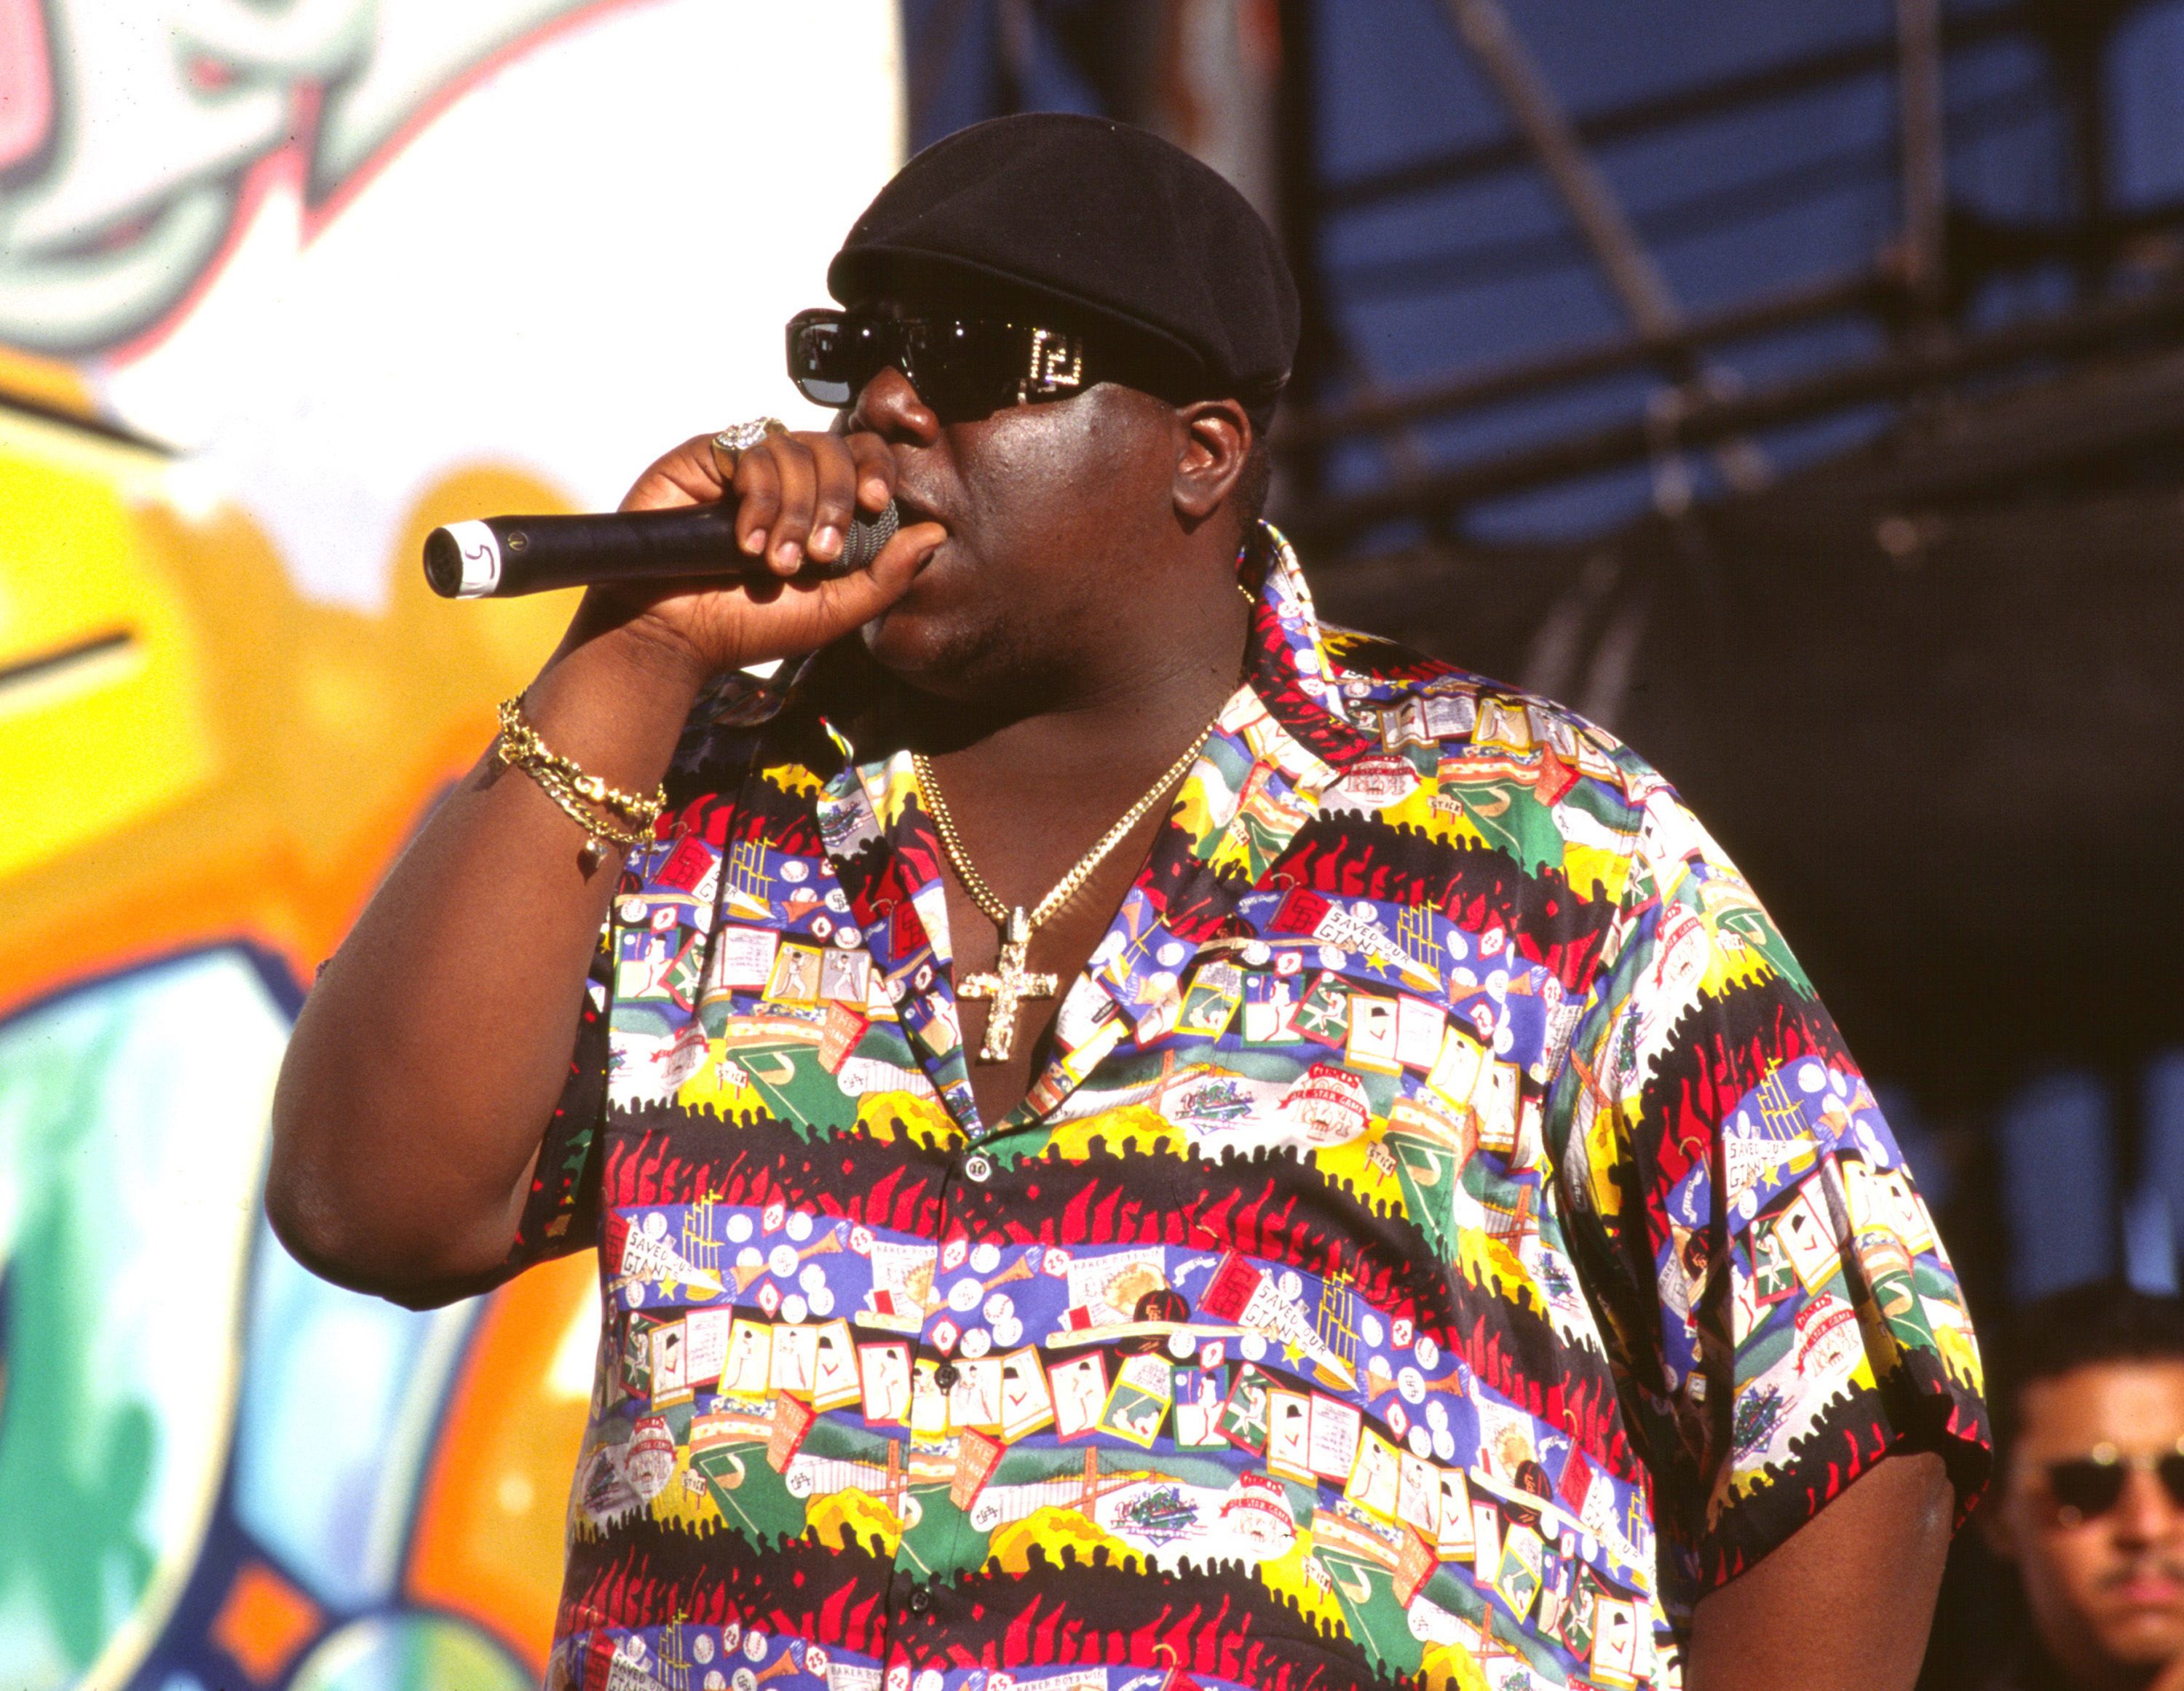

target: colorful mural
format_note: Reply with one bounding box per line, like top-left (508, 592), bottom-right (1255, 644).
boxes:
top-left (0, 4), bottom-right (901, 1684)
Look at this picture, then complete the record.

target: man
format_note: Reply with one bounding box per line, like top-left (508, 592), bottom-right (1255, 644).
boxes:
top-left (270, 114), bottom-right (1987, 1690)
top-left (1981, 1284), bottom-right (2184, 1690)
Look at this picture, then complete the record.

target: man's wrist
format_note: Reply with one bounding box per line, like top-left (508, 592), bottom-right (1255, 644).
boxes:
top-left (518, 618), bottom-right (712, 801)
top-left (560, 601), bottom-right (719, 698)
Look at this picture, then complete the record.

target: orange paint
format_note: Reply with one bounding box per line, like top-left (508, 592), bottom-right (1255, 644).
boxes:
top-left (408, 1250), bottom-right (600, 1668)
top-left (210, 1561), bottom-right (322, 1684)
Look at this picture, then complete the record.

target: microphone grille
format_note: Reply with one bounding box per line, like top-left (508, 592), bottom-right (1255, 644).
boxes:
top-left (829, 501), bottom-right (901, 577)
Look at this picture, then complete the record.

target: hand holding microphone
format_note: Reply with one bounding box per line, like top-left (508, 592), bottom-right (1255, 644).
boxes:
top-left (428, 420), bottom-right (913, 595)
top-left (430, 422), bottom-right (946, 681)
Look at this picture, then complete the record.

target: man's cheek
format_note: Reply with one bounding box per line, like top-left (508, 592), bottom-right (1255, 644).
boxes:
top-left (2032, 1540), bottom-right (2114, 1630)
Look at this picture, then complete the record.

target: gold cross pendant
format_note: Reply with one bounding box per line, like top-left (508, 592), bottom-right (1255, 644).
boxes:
top-left (959, 907), bottom-right (1060, 1064)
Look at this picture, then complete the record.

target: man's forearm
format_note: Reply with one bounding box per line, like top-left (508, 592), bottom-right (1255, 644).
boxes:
top-left (1682, 1450), bottom-right (1953, 1691)
top-left (266, 619), bottom-right (707, 1304)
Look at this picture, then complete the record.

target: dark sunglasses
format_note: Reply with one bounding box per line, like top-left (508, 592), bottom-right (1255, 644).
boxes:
top-left (786, 308), bottom-right (1096, 421)
top-left (2044, 1440), bottom-right (2184, 1524)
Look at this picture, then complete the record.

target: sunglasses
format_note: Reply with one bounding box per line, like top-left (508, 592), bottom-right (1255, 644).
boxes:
top-left (2043, 1439), bottom-right (2184, 1524)
top-left (786, 308), bottom-right (1097, 422)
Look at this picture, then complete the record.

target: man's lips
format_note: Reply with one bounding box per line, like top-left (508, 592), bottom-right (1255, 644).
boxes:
top-left (890, 488), bottom-right (946, 532)
top-left (2106, 1567), bottom-right (2184, 1607)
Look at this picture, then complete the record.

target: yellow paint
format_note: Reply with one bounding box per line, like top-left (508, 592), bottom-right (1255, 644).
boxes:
top-left (0, 346), bottom-right (99, 419)
top-left (408, 1251), bottom-right (601, 1657)
top-left (984, 1505), bottom-right (1136, 1575)
top-left (806, 1487), bottom-right (903, 1553)
top-left (0, 461), bottom-right (582, 1023)
top-left (1456, 1227), bottom-right (1546, 1318)
top-left (761, 760), bottom-right (826, 799)
top-left (1417, 1642), bottom-right (1489, 1691)
top-left (1934, 1320), bottom-right (1985, 1395)
top-left (0, 403), bottom-right (167, 497)
top-left (1254, 1528), bottom-right (1348, 1633)
top-left (676, 1042), bottom-right (767, 1118)
top-left (649, 1451), bottom-right (726, 1532)
top-left (0, 445), bottom-right (214, 879)
top-left (1313, 1125), bottom-right (1407, 1214)
top-left (1041, 1104), bottom-right (1182, 1162)
top-left (855, 1089), bottom-right (955, 1146)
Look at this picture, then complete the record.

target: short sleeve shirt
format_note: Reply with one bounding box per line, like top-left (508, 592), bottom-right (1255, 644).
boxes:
top-left (513, 528), bottom-right (1987, 1691)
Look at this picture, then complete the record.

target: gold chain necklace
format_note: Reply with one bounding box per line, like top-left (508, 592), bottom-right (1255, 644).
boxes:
top-left (914, 720), bottom-right (1216, 1063)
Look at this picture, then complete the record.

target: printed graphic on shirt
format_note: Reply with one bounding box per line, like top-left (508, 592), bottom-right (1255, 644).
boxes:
top-left (515, 528), bottom-right (1987, 1691)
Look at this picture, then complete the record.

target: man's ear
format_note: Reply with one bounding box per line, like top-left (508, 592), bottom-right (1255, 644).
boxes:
top-left (1173, 398), bottom-right (1252, 523)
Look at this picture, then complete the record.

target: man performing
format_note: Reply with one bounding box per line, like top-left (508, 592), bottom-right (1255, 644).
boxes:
top-left (271, 114), bottom-right (1988, 1691)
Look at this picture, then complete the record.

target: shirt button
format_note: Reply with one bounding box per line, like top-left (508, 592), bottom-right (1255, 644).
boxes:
top-left (933, 1362), bottom-right (960, 1390)
top-left (906, 1586), bottom-right (932, 1614)
top-left (962, 1153), bottom-right (993, 1183)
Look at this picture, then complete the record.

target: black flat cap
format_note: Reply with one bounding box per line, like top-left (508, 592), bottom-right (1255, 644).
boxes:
top-left (828, 113), bottom-right (1299, 425)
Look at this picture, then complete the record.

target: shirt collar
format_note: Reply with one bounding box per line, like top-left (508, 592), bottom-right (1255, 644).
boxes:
top-left (1235, 521), bottom-right (1380, 775)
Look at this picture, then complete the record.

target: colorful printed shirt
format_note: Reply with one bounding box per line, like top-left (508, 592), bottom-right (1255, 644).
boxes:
top-left (514, 528), bottom-right (1988, 1691)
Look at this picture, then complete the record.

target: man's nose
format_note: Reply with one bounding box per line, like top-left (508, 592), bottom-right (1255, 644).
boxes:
top-left (850, 367), bottom-right (940, 444)
top-left (2109, 1467), bottom-right (2183, 1546)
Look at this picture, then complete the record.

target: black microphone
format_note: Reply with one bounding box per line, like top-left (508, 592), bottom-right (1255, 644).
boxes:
top-left (422, 499), bottom-right (901, 598)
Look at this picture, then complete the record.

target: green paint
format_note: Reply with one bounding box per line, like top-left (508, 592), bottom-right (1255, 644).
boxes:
top-left (1386, 1133), bottom-right (1459, 1262)
top-left (1441, 783), bottom-right (1565, 878)
top-left (287, 1612), bottom-right (530, 1691)
top-left (0, 954), bottom-right (288, 1687)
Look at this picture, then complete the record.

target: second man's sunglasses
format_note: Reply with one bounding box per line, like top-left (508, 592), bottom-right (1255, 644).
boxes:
top-left (2045, 1439), bottom-right (2184, 1524)
top-left (786, 308), bottom-right (1098, 422)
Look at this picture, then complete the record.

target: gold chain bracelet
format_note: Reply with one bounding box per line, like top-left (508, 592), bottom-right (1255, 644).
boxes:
top-left (494, 694), bottom-right (666, 864)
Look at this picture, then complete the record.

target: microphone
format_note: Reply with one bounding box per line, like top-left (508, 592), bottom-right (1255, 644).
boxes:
top-left (422, 499), bottom-right (901, 599)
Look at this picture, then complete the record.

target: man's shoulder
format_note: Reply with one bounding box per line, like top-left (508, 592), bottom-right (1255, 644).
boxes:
top-left (1317, 622), bottom-right (1663, 806)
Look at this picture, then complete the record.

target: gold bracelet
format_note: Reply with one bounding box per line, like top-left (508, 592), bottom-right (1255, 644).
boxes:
top-left (494, 694), bottom-right (666, 866)
top-left (496, 745), bottom-right (657, 865)
top-left (496, 695), bottom-right (665, 824)
top-left (517, 759), bottom-right (657, 841)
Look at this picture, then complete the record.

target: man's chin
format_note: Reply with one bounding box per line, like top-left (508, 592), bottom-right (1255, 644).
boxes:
top-left (2095, 1608), bottom-right (2184, 1666)
top-left (857, 604), bottom-right (1000, 700)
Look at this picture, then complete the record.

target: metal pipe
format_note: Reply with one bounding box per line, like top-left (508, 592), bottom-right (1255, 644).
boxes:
top-left (1443, 0), bottom-right (1679, 339)
top-left (1325, 4), bottom-right (2028, 214)
top-left (1287, 280), bottom-right (2184, 546)
top-left (1273, 0), bottom-right (1337, 504)
top-left (1441, 0), bottom-right (1766, 494)
top-left (1275, 269), bottom-right (1883, 450)
top-left (1896, 0), bottom-right (1949, 309)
